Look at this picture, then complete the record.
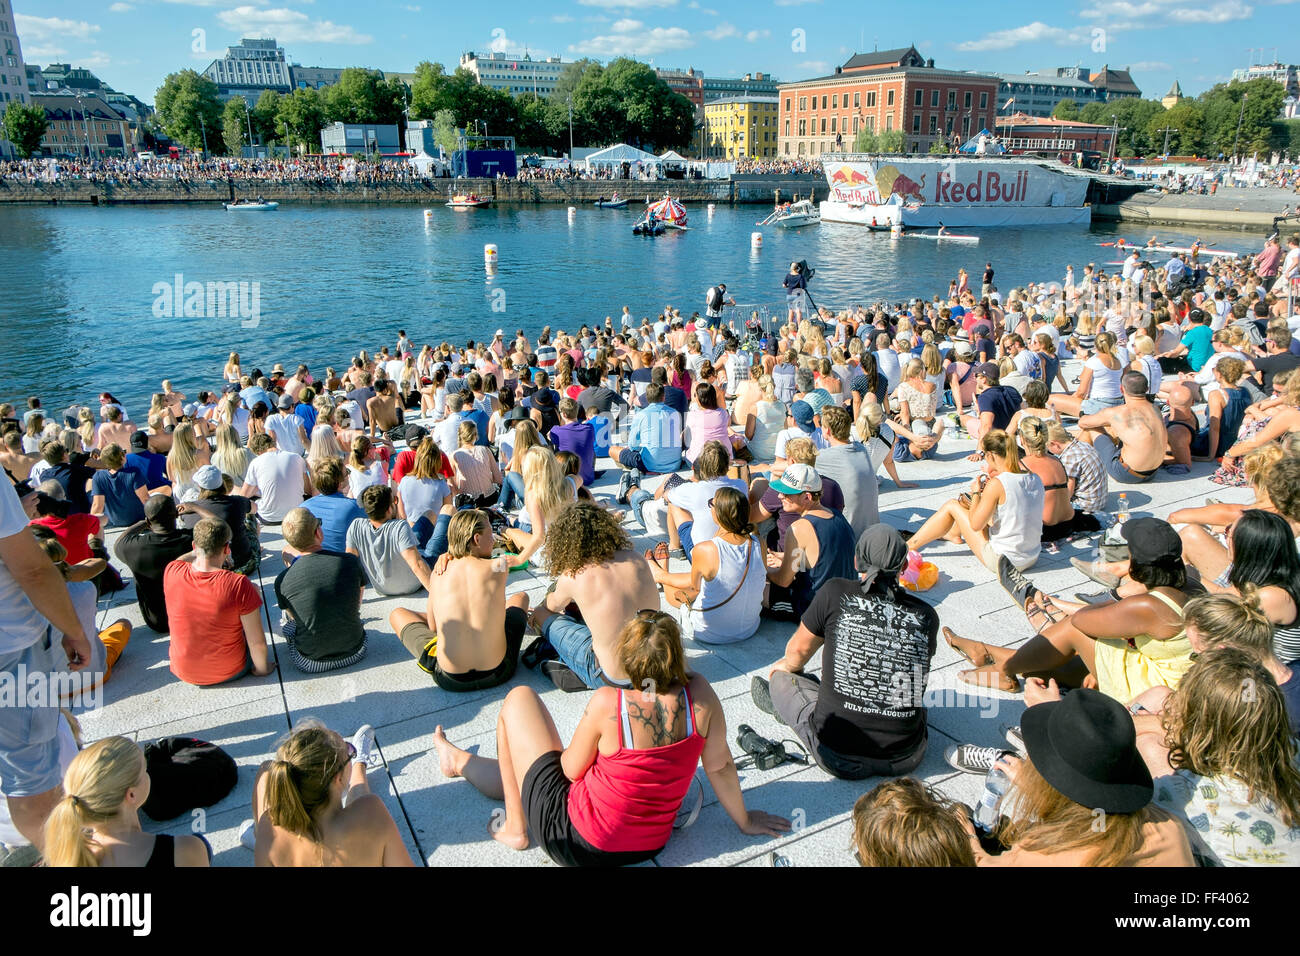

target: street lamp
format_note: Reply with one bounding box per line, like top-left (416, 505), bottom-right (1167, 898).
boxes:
top-left (1108, 114), bottom-right (1118, 164)
top-left (75, 94), bottom-right (92, 159)
top-left (1232, 92), bottom-right (1248, 163)
top-left (198, 113), bottom-right (209, 158)
top-left (566, 94), bottom-right (574, 160)
top-left (244, 99), bottom-right (255, 154)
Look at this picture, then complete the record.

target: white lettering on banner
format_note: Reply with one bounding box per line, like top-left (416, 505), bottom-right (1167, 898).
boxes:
top-left (823, 158), bottom-right (1089, 208)
top-left (49, 887), bottom-right (152, 936)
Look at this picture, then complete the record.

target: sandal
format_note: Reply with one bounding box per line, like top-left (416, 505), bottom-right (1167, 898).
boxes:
top-left (943, 626), bottom-right (993, 667)
top-left (644, 541), bottom-right (669, 569)
top-left (1024, 592), bottom-right (1067, 635)
top-left (957, 666), bottom-right (1021, 693)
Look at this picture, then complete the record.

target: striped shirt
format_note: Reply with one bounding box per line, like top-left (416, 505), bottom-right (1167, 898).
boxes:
top-left (1058, 439), bottom-right (1107, 514)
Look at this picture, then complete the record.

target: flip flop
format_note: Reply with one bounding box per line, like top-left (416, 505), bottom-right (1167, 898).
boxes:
top-left (1024, 592), bottom-right (1067, 634)
top-left (943, 626), bottom-right (993, 668)
top-left (957, 666), bottom-right (1021, 693)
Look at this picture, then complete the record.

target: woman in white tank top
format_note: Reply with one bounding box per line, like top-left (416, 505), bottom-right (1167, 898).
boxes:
top-left (645, 486), bottom-right (766, 644)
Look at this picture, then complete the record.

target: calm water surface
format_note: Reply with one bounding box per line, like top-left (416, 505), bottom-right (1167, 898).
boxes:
top-left (0, 202), bottom-right (1265, 414)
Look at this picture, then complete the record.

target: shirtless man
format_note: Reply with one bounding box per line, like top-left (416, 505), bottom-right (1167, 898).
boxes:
top-left (387, 509), bottom-right (529, 692)
top-left (1074, 371), bottom-right (1167, 484)
top-left (1162, 383), bottom-right (1198, 467)
top-left (0, 429), bottom-right (39, 481)
top-left (366, 380), bottom-right (404, 441)
top-left (530, 501), bottom-right (659, 691)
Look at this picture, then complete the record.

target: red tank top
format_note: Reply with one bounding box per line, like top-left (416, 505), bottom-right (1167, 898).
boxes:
top-left (567, 686), bottom-right (706, 853)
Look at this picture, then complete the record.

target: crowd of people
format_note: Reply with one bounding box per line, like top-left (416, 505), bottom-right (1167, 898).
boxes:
top-left (4, 226), bottom-right (1300, 869)
top-left (0, 156), bottom-right (433, 187)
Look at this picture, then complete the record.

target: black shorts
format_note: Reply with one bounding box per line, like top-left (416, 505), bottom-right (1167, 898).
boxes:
top-left (406, 607), bottom-right (528, 693)
top-left (520, 752), bottom-right (663, 868)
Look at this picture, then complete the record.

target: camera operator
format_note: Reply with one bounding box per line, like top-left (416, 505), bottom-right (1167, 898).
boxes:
top-left (784, 262), bottom-right (809, 324)
top-left (705, 282), bottom-right (735, 328)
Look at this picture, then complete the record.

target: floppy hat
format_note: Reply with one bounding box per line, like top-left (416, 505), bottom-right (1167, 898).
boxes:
top-left (770, 463), bottom-right (822, 496)
top-left (504, 406), bottom-right (530, 423)
top-left (1020, 688), bottom-right (1154, 814)
top-left (1122, 517), bottom-right (1181, 564)
top-left (193, 464), bottom-right (224, 491)
top-left (789, 400), bottom-right (815, 432)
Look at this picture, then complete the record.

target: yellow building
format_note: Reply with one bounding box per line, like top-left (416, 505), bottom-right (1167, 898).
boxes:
top-left (701, 95), bottom-right (779, 160)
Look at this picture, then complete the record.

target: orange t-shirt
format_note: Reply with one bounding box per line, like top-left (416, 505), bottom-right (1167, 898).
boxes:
top-left (164, 561), bottom-right (262, 685)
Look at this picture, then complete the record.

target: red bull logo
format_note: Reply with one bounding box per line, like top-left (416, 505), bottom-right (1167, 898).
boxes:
top-left (933, 169), bottom-right (1028, 204)
top-left (828, 165), bottom-right (873, 186)
top-left (875, 165), bottom-right (926, 204)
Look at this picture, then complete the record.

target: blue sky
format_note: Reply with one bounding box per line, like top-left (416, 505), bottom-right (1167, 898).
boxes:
top-left (15, 0), bottom-right (1295, 106)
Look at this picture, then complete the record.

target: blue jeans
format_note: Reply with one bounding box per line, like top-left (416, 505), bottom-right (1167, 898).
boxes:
top-left (499, 471), bottom-right (526, 513)
top-left (628, 487), bottom-right (653, 530)
top-left (678, 520), bottom-right (695, 559)
top-left (542, 614), bottom-right (607, 689)
top-left (413, 512), bottom-right (451, 563)
top-left (0, 629), bottom-right (62, 797)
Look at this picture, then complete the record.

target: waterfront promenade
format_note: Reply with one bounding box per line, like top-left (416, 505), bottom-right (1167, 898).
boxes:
top-left (52, 350), bottom-right (1244, 868)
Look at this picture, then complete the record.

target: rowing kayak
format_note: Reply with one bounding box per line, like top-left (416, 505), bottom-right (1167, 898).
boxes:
top-left (910, 232), bottom-right (979, 244)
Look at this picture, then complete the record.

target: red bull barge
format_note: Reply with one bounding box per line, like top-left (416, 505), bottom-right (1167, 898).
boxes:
top-left (820, 153), bottom-right (1093, 228)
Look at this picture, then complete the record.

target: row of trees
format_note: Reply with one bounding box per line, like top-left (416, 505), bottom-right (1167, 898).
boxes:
top-left (151, 57), bottom-right (696, 157)
top-left (1051, 76), bottom-right (1292, 159)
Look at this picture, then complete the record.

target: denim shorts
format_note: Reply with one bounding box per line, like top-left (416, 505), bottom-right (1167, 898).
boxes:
top-left (0, 630), bottom-right (64, 798)
top-left (541, 614), bottom-right (631, 691)
top-left (1080, 396), bottom-right (1124, 416)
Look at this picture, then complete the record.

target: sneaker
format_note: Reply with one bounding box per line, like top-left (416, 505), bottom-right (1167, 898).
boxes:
top-left (617, 468), bottom-right (635, 504)
top-left (1000, 724), bottom-right (1026, 754)
top-left (542, 660), bottom-right (590, 693)
top-left (1075, 590), bottom-right (1118, 605)
top-left (351, 724), bottom-right (376, 766)
top-left (674, 773), bottom-right (704, 829)
top-left (944, 743), bottom-right (1012, 775)
top-left (238, 818), bottom-right (257, 851)
top-left (751, 676), bottom-right (777, 718)
top-left (1070, 557), bottom-right (1120, 589)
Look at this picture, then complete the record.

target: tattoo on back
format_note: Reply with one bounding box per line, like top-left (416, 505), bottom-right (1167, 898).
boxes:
top-left (625, 697), bottom-right (683, 747)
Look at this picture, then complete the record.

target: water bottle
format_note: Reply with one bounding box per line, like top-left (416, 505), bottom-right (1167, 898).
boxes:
top-left (974, 765), bottom-right (1010, 834)
top-left (1116, 492), bottom-right (1129, 525)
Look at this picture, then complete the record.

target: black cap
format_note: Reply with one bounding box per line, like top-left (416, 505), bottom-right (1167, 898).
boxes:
top-left (1122, 517), bottom-right (1181, 565)
top-left (129, 430), bottom-right (150, 450)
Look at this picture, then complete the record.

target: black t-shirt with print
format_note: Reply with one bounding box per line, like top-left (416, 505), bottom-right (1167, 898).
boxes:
top-left (802, 578), bottom-right (939, 759)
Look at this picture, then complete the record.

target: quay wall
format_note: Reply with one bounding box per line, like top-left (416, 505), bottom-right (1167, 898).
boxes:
top-left (0, 176), bottom-right (826, 206)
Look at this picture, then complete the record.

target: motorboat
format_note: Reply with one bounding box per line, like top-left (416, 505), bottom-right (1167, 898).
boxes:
top-left (757, 196), bottom-right (820, 228)
top-left (593, 195), bottom-right (629, 209)
top-left (446, 193), bottom-right (492, 209)
top-left (224, 200), bottom-right (278, 211)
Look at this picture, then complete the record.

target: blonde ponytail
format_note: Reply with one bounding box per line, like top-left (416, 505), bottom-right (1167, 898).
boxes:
top-left (43, 736), bottom-right (145, 867)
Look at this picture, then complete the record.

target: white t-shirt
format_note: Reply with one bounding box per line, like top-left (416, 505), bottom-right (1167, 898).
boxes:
top-left (245, 449), bottom-right (306, 522)
top-left (0, 479), bottom-right (47, 655)
top-left (265, 412), bottom-right (306, 457)
top-left (1086, 355), bottom-right (1124, 400)
top-left (774, 426), bottom-right (828, 460)
top-left (667, 477), bottom-right (748, 543)
top-left (724, 352), bottom-right (752, 395)
top-left (336, 400), bottom-right (362, 430)
top-left (385, 359), bottom-right (404, 382)
top-left (347, 462), bottom-right (386, 500)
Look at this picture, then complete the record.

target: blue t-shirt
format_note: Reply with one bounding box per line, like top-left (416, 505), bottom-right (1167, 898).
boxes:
top-left (549, 421), bottom-right (596, 484)
top-left (629, 403), bottom-right (683, 473)
top-left (459, 408), bottom-right (490, 446)
top-left (90, 468), bottom-right (146, 528)
top-left (1181, 325), bottom-right (1214, 371)
top-left (976, 385), bottom-right (1021, 431)
top-left (302, 493), bottom-right (367, 554)
top-left (126, 450), bottom-right (167, 489)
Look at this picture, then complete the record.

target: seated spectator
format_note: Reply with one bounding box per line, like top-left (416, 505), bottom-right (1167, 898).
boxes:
top-left (501, 446), bottom-right (576, 567)
top-left (181, 465), bottom-right (257, 575)
top-left (430, 612), bottom-right (789, 861)
top-left (969, 687), bottom-right (1192, 866)
top-left (1139, 647), bottom-right (1300, 865)
top-left (40, 441), bottom-right (96, 514)
top-left (42, 737), bottom-right (210, 867)
top-left (211, 424), bottom-right (253, 487)
top-left (763, 464), bottom-right (857, 621)
top-left (29, 481), bottom-right (101, 565)
top-left (251, 722), bottom-right (414, 866)
top-left (89, 443), bottom-right (147, 529)
top-left (1018, 418), bottom-right (1101, 541)
top-left (814, 406), bottom-right (879, 542)
top-left (645, 486), bottom-right (766, 644)
top-left (388, 509), bottom-right (530, 691)
top-left (32, 529), bottom-right (128, 690)
top-left (240, 432), bottom-right (311, 525)
top-left (961, 363), bottom-right (1021, 441)
top-left (658, 441), bottom-right (748, 559)
top-left (451, 421), bottom-right (502, 507)
top-left (301, 458), bottom-right (365, 554)
top-left (751, 437), bottom-right (845, 551)
top-left (396, 437), bottom-right (453, 525)
top-left (164, 518), bottom-right (274, 685)
top-left (755, 524), bottom-right (937, 776)
top-left (266, 394), bottom-right (309, 458)
top-left (347, 484), bottom-right (432, 595)
top-left (1189, 357), bottom-right (1250, 460)
top-left (1074, 371), bottom-right (1168, 485)
top-left (548, 398), bottom-right (596, 486)
top-left (114, 495), bottom-right (193, 634)
top-left (344, 435), bottom-right (386, 500)
top-left (852, 778), bottom-right (975, 867)
top-left (609, 382), bottom-right (682, 483)
top-left (531, 501), bottom-right (660, 691)
top-left (274, 508), bottom-right (367, 673)
top-left (125, 430), bottom-right (169, 493)
top-left (772, 399), bottom-right (826, 473)
top-left (1044, 420), bottom-right (1108, 520)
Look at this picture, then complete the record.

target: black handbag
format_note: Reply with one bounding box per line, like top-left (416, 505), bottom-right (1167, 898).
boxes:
top-left (140, 737), bottom-right (238, 822)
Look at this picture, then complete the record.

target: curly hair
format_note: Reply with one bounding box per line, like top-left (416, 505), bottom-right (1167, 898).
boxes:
top-left (543, 500), bottom-right (632, 578)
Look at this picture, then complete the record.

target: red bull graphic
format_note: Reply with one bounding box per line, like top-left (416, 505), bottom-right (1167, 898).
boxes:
top-left (934, 169), bottom-right (1028, 204)
top-left (876, 165), bottom-right (926, 203)
top-left (825, 163), bottom-right (881, 204)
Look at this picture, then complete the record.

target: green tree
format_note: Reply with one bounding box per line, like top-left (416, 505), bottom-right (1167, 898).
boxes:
top-left (929, 139), bottom-right (949, 154)
top-left (431, 108), bottom-right (459, 157)
top-left (1052, 98), bottom-right (1079, 121)
top-left (1273, 118), bottom-right (1300, 156)
top-left (409, 61), bottom-right (449, 120)
top-left (1198, 77), bottom-right (1287, 158)
top-left (253, 89), bottom-right (282, 145)
top-left (2, 101), bottom-right (48, 157)
top-left (154, 69), bottom-right (223, 153)
top-left (514, 93), bottom-right (557, 151)
top-left (276, 87), bottom-right (326, 153)
top-left (1145, 100), bottom-right (1204, 156)
top-left (221, 97), bottom-right (248, 156)
top-left (323, 68), bottom-right (405, 125)
top-left (1079, 98), bottom-right (1166, 156)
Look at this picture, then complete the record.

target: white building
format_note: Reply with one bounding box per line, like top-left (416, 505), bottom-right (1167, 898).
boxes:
top-left (1231, 62), bottom-right (1299, 99)
top-left (459, 51), bottom-right (569, 97)
top-left (203, 38), bottom-right (292, 104)
top-left (0, 0), bottom-right (28, 158)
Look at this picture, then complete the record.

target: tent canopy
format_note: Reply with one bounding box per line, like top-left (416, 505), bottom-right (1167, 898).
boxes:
top-left (958, 130), bottom-right (1006, 154)
top-left (584, 143), bottom-right (662, 166)
top-left (659, 150), bottom-right (689, 163)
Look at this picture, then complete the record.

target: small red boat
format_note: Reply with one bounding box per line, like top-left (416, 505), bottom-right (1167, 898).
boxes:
top-left (446, 193), bottom-right (492, 209)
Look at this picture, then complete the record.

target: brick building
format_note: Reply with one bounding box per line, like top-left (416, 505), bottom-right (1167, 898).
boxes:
top-left (778, 46), bottom-right (1000, 156)
top-left (656, 67), bottom-right (704, 107)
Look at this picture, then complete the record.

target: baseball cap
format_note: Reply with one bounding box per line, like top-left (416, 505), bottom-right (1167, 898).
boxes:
top-left (1122, 517), bottom-right (1181, 565)
top-left (277, 393), bottom-right (294, 410)
top-left (495, 329), bottom-right (504, 337)
top-left (789, 400), bottom-right (815, 432)
top-left (129, 430), bottom-right (150, 450)
top-left (975, 362), bottom-right (1000, 382)
top-left (182, 403), bottom-right (198, 418)
top-left (770, 463), bottom-right (822, 496)
top-left (193, 464), bottom-right (224, 491)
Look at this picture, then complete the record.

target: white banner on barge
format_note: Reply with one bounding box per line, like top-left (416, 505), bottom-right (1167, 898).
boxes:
top-left (820, 154), bottom-right (1091, 227)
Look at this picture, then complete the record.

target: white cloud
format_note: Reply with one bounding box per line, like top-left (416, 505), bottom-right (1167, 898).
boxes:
top-left (14, 14), bottom-right (101, 41)
top-left (26, 45), bottom-right (69, 60)
top-left (612, 19), bottom-right (643, 31)
top-left (404, 3), bottom-right (422, 10)
top-left (108, 2), bottom-right (134, 11)
top-left (159, 0), bottom-right (264, 6)
top-left (216, 6), bottom-right (373, 43)
top-left (1169, 0), bottom-right (1252, 20)
top-left (1081, 0), bottom-right (1252, 20)
top-left (569, 24), bottom-right (693, 55)
top-left (744, 28), bottom-right (770, 41)
top-left (77, 52), bottom-right (115, 70)
top-left (578, 0), bottom-right (677, 8)
top-left (954, 21), bottom-right (1091, 51)
top-left (705, 22), bottom-right (739, 40)
top-left (1128, 60), bottom-right (1172, 70)
top-left (798, 59), bottom-right (830, 74)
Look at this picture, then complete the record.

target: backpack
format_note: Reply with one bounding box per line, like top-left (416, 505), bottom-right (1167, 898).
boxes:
top-left (141, 737), bottom-right (238, 822)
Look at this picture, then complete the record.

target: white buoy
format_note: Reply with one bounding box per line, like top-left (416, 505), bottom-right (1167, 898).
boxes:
top-left (484, 243), bottom-right (498, 265)
top-left (751, 231), bottom-right (763, 247)
top-left (890, 223), bottom-right (903, 239)
top-left (423, 209), bottom-right (433, 221)
top-left (708, 203), bottom-right (716, 216)
top-left (567, 205), bottom-right (576, 215)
